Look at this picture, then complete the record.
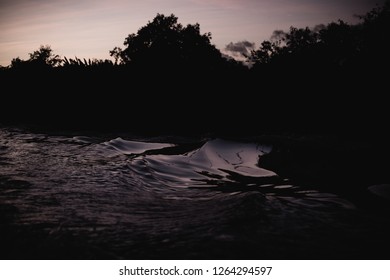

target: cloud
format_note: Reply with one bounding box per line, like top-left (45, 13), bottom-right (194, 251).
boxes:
top-left (224, 40), bottom-right (255, 58)
top-left (223, 40), bottom-right (256, 67)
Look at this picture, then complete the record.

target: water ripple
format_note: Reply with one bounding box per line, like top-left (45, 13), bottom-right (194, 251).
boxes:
top-left (1, 126), bottom-right (384, 259)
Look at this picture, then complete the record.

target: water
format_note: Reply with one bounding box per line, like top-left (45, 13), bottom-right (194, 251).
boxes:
top-left (0, 126), bottom-right (389, 259)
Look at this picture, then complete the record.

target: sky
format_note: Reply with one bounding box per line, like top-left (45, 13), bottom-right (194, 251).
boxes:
top-left (0, 0), bottom-right (385, 66)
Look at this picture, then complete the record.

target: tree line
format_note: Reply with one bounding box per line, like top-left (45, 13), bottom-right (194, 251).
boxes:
top-left (0, 2), bottom-right (389, 134)
top-left (1, 2), bottom-right (388, 72)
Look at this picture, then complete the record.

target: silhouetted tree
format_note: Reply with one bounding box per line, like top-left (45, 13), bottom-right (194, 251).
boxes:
top-left (110, 13), bottom-right (224, 71)
top-left (109, 47), bottom-right (122, 65)
top-left (10, 57), bottom-right (27, 69)
top-left (250, 1), bottom-right (390, 73)
top-left (285, 27), bottom-right (319, 52)
top-left (316, 20), bottom-right (358, 68)
top-left (247, 1), bottom-right (390, 135)
top-left (28, 45), bottom-right (62, 67)
top-left (249, 40), bottom-right (280, 65)
top-left (357, 0), bottom-right (390, 68)
top-left (8, 45), bottom-right (62, 70)
top-left (250, 26), bottom-right (323, 71)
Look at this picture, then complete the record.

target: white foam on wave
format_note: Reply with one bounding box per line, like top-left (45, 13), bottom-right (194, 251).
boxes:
top-left (104, 137), bottom-right (174, 155)
top-left (188, 139), bottom-right (276, 178)
top-left (134, 138), bottom-right (277, 189)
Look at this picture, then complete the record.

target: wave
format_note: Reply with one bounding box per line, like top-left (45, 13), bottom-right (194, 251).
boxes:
top-left (2, 127), bottom-right (381, 259)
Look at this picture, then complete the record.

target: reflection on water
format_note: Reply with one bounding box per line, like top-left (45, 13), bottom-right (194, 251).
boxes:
top-left (0, 127), bottom-right (389, 259)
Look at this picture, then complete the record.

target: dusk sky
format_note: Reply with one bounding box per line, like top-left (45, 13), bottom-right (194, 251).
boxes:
top-left (0, 0), bottom-right (384, 66)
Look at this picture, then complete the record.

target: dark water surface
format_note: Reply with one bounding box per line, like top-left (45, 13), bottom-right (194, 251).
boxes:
top-left (1, 126), bottom-right (389, 259)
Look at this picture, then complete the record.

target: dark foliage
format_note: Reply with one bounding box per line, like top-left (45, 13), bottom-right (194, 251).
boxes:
top-left (1, 4), bottom-right (389, 134)
top-left (110, 13), bottom-right (225, 71)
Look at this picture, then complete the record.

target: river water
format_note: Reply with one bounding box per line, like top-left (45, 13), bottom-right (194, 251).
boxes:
top-left (1, 126), bottom-right (389, 259)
